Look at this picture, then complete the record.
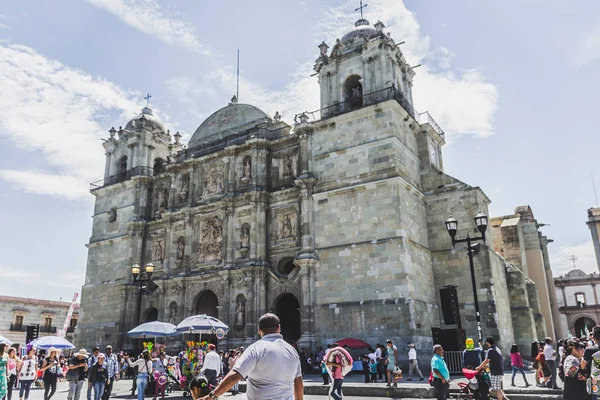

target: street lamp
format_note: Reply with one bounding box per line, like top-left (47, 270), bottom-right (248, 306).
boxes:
top-left (131, 263), bottom-right (154, 325)
top-left (444, 211), bottom-right (488, 344)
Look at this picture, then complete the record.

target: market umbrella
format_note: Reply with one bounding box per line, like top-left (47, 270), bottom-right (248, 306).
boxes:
top-left (174, 314), bottom-right (229, 337)
top-left (336, 338), bottom-right (371, 349)
top-left (128, 321), bottom-right (178, 338)
top-left (30, 336), bottom-right (74, 350)
top-left (324, 346), bottom-right (354, 377)
top-left (0, 335), bottom-right (12, 345)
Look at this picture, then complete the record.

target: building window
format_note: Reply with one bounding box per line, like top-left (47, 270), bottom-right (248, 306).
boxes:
top-left (13, 315), bottom-right (23, 330)
top-left (44, 317), bottom-right (52, 327)
top-left (68, 318), bottom-right (77, 333)
top-left (109, 208), bottom-right (117, 222)
top-left (576, 293), bottom-right (586, 308)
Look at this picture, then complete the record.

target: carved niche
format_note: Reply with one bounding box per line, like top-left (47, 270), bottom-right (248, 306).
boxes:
top-left (168, 302), bottom-right (178, 325)
top-left (152, 240), bottom-right (165, 262)
top-left (241, 156), bottom-right (252, 184)
top-left (280, 154), bottom-right (296, 179)
top-left (155, 187), bottom-right (169, 218)
top-left (240, 223), bottom-right (250, 258)
top-left (278, 211), bottom-right (297, 241)
top-left (198, 216), bottom-right (223, 263)
top-left (179, 174), bottom-right (189, 202)
top-left (235, 294), bottom-right (246, 329)
top-left (203, 167), bottom-right (224, 197)
top-left (176, 237), bottom-right (185, 263)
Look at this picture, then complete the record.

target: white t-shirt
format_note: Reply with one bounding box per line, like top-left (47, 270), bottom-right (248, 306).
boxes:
top-left (374, 348), bottom-right (382, 360)
top-left (201, 351), bottom-right (222, 374)
top-left (543, 344), bottom-right (556, 361)
top-left (408, 348), bottom-right (417, 360)
top-left (233, 333), bottom-right (302, 400)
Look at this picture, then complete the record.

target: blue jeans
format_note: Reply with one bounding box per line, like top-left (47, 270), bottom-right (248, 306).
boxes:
top-left (19, 380), bottom-right (33, 399)
top-left (330, 378), bottom-right (343, 400)
top-left (68, 381), bottom-right (85, 400)
top-left (93, 382), bottom-right (105, 400)
top-left (137, 374), bottom-right (148, 400)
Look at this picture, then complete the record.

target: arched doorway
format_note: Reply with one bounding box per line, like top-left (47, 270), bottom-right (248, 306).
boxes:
top-left (153, 158), bottom-right (165, 175)
top-left (196, 291), bottom-right (218, 318)
top-left (574, 317), bottom-right (596, 337)
top-left (276, 294), bottom-right (301, 343)
top-left (144, 307), bottom-right (158, 322)
top-left (117, 156), bottom-right (127, 182)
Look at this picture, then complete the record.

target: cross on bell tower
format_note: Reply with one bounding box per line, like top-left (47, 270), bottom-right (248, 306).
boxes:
top-left (144, 93), bottom-right (152, 107)
top-left (354, 0), bottom-right (368, 19)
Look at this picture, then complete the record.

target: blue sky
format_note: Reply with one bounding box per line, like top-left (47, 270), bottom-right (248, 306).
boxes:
top-left (1, 0), bottom-right (599, 301)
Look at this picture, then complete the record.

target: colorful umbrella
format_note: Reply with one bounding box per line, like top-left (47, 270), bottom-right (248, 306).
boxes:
top-left (30, 336), bottom-right (74, 350)
top-left (175, 314), bottom-right (229, 337)
top-left (324, 346), bottom-right (354, 378)
top-left (128, 321), bottom-right (178, 338)
top-left (336, 338), bottom-right (371, 349)
top-left (0, 335), bottom-right (12, 345)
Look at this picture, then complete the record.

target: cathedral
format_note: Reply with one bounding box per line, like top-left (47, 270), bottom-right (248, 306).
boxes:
top-left (78, 16), bottom-right (553, 359)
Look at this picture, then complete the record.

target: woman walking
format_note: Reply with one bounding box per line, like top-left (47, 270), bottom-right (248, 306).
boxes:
top-left (6, 347), bottom-right (19, 400)
top-left (385, 339), bottom-right (399, 388)
top-left (88, 354), bottom-right (108, 400)
top-left (562, 339), bottom-right (588, 399)
top-left (0, 344), bottom-right (8, 400)
top-left (125, 350), bottom-right (153, 400)
top-left (40, 348), bottom-right (60, 400)
top-left (18, 348), bottom-right (38, 400)
top-left (509, 344), bottom-right (530, 387)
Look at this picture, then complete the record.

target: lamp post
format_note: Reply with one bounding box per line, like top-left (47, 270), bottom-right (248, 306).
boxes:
top-left (131, 263), bottom-right (155, 325)
top-left (444, 211), bottom-right (488, 344)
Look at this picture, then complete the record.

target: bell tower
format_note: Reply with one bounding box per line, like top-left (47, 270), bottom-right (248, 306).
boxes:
top-left (313, 18), bottom-right (416, 118)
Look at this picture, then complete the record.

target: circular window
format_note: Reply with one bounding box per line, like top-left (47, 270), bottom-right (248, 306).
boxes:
top-left (277, 258), bottom-right (296, 276)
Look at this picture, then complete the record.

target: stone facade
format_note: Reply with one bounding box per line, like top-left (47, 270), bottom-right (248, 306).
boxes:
top-left (554, 269), bottom-right (600, 337)
top-left (79, 17), bottom-right (545, 359)
top-left (489, 206), bottom-right (563, 343)
top-left (0, 296), bottom-right (79, 347)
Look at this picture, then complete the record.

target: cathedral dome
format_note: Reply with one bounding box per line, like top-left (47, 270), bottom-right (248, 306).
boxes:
top-left (125, 107), bottom-right (166, 134)
top-left (188, 100), bottom-right (270, 148)
top-left (341, 19), bottom-right (386, 45)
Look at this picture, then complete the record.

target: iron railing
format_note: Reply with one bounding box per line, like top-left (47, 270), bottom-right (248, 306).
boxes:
top-left (295, 86), bottom-right (445, 139)
top-left (90, 166), bottom-right (154, 190)
top-left (418, 111), bottom-right (445, 138)
top-left (9, 324), bottom-right (26, 332)
top-left (40, 326), bottom-right (57, 333)
top-left (444, 351), bottom-right (464, 373)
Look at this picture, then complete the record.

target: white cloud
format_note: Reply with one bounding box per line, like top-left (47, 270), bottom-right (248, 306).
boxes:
top-left (550, 240), bottom-right (598, 276)
top-left (0, 265), bottom-right (84, 289)
top-left (0, 44), bottom-right (141, 200)
top-left (86, 0), bottom-right (213, 56)
top-left (570, 25), bottom-right (600, 68)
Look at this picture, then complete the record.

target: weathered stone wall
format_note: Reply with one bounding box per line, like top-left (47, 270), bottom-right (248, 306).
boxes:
top-left (504, 264), bottom-right (537, 356)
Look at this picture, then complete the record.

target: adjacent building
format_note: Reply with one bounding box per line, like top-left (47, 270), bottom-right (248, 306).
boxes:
top-left (78, 16), bottom-right (546, 357)
top-left (0, 296), bottom-right (79, 347)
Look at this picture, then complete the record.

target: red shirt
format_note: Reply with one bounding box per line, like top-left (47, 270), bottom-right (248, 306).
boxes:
top-left (510, 352), bottom-right (524, 368)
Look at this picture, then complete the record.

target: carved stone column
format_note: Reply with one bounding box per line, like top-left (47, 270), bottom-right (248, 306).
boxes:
top-left (127, 146), bottom-right (134, 170)
top-left (294, 255), bottom-right (318, 349)
top-left (105, 152), bottom-right (113, 178)
top-left (223, 203), bottom-right (235, 264)
top-left (294, 173), bottom-right (318, 252)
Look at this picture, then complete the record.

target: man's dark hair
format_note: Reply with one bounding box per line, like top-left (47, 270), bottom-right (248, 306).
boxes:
top-left (486, 336), bottom-right (495, 346)
top-left (258, 313), bottom-right (280, 334)
top-left (593, 326), bottom-right (600, 340)
top-left (92, 347), bottom-right (100, 352)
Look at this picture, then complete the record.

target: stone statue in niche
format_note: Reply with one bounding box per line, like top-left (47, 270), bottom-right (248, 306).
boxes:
top-left (158, 188), bottom-right (168, 214)
top-left (152, 240), bottom-right (164, 261)
top-left (240, 224), bottom-right (250, 249)
top-left (280, 213), bottom-right (296, 240)
top-left (282, 155), bottom-right (295, 178)
top-left (179, 176), bottom-right (189, 201)
top-left (198, 216), bottom-right (223, 262)
top-left (203, 169), bottom-right (224, 196)
top-left (241, 157), bottom-right (251, 183)
top-left (235, 297), bottom-right (245, 328)
top-left (176, 238), bottom-right (185, 261)
top-left (169, 303), bottom-right (178, 325)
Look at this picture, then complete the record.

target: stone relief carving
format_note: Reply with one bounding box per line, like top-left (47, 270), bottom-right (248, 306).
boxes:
top-left (170, 283), bottom-right (183, 295)
top-left (173, 220), bottom-right (187, 231)
top-left (198, 216), bottom-right (223, 262)
top-left (155, 188), bottom-right (169, 217)
top-left (235, 295), bottom-right (246, 328)
top-left (203, 168), bottom-right (224, 196)
top-left (176, 237), bottom-right (185, 261)
top-left (152, 240), bottom-right (165, 261)
top-left (241, 157), bottom-right (252, 183)
top-left (281, 155), bottom-right (296, 179)
top-left (169, 302), bottom-right (178, 325)
top-left (240, 223), bottom-right (250, 258)
top-left (279, 212), bottom-right (297, 240)
top-left (179, 175), bottom-right (189, 202)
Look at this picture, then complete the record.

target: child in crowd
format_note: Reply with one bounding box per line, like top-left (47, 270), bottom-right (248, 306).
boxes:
top-left (369, 358), bottom-right (378, 383)
top-left (321, 359), bottom-right (330, 385)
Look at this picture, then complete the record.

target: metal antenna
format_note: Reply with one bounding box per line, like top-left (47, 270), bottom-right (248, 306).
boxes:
top-left (593, 172), bottom-right (599, 207)
top-left (236, 49), bottom-right (240, 101)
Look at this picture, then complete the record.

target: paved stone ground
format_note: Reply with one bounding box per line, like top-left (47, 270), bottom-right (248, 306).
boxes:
top-left (19, 371), bottom-right (559, 400)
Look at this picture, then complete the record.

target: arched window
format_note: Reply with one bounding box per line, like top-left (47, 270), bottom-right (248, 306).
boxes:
top-left (117, 156), bottom-right (127, 182)
top-left (153, 158), bottom-right (165, 175)
top-left (343, 75), bottom-right (363, 110)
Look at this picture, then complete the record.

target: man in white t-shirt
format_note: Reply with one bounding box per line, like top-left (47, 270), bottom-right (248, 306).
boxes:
top-left (374, 345), bottom-right (383, 381)
top-left (543, 337), bottom-right (559, 389)
top-left (407, 344), bottom-right (424, 381)
top-left (199, 313), bottom-right (303, 400)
